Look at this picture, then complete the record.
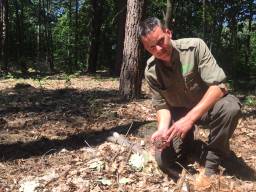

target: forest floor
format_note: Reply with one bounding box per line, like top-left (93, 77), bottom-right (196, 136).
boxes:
top-left (0, 73), bottom-right (255, 192)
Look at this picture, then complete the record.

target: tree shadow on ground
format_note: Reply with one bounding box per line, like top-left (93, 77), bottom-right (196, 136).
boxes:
top-left (242, 108), bottom-right (256, 118)
top-left (0, 82), bottom-right (150, 159)
top-left (0, 83), bottom-right (121, 116)
top-left (0, 83), bottom-right (126, 133)
top-left (0, 121), bottom-right (151, 161)
top-left (189, 140), bottom-right (256, 182)
top-left (0, 71), bottom-right (57, 80)
top-left (221, 152), bottom-right (256, 182)
top-left (0, 71), bottom-right (118, 81)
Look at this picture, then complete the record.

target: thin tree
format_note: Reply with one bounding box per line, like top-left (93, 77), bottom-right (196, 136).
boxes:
top-left (119, 0), bottom-right (145, 99)
top-left (74, 0), bottom-right (79, 70)
top-left (113, 0), bottom-right (127, 76)
top-left (67, 0), bottom-right (72, 72)
top-left (37, 0), bottom-right (42, 67)
top-left (245, 0), bottom-right (253, 68)
top-left (0, 1), bottom-right (2, 59)
top-left (0, 0), bottom-right (9, 71)
top-left (14, 0), bottom-right (27, 74)
top-left (87, 0), bottom-right (103, 74)
top-left (202, 0), bottom-right (206, 40)
top-left (164, 0), bottom-right (174, 28)
top-left (45, 0), bottom-right (54, 72)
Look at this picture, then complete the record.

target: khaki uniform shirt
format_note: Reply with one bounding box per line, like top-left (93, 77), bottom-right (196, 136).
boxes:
top-left (145, 38), bottom-right (226, 110)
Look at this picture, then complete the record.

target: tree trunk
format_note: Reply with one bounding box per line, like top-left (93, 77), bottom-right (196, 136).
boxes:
top-left (230, 17), bottom-right (239, 89)
top-left (87, 0), bottom-right (103, 74)
top-left (1, 0), bottom-right (8, 71)
top-left (113, 0), bottom-right (127, 76)
top-left (74, 0), bottom-right (79, 70)
top-left (15, 0), bottom-right (27, 74)
top-left (164, 0), bottom-right (173, 28)
top-left (37, 0), bottom-right (41, 67)
top-left (0, 2), bottom-right (2, 61)
top-left (119, 0), bottom-right (144, 100)
top-left (245, 0), bottom-right (253, 68)
top-left (46, 0), bottom-right (54, 72)
top-left (66, 0), bottom-right (72, 72)
top-left (202, 0), bottom-right (206, 40)
top-left (211, 1), bottom-right (224, 60)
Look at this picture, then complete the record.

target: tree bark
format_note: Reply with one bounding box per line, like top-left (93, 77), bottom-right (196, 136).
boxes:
top-left (0, 2), bottom-right (2, 60)
top-left (15, 0), bottom-right (27, 74)
top-left (245, 0), bottom-right (253, 68)
top-left (66, 0), bottom-right (72, 72)
top-left (229, 6), bottom-right (239, 89)
top-left (44, 0), bottom-right (54, 72)
top-left (0, 0), bottom-right (8, 71)
top-left (202, 0), bottom-right (206, 40)
top-left (87, 0), bottom-right (103, 74)
top-left (113, 0), bottom-right (127, 76)
top-left (164, 0), bottom-right (173, 28)
top-left (37, 0), bottom-right (41, 67)
top-left (119, 0), bottom-right (144, 100)
top-left (74, 0), bottom-right (79, 70)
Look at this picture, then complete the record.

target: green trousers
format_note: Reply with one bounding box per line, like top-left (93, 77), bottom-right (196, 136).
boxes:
top-left (155, 94), bottom-right (241, 177)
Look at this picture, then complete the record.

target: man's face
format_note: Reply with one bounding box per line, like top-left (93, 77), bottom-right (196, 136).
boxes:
top-left (141, 26), bottom-right (172, 63)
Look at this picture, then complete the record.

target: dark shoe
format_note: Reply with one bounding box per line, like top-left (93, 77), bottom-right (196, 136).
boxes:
top-left (204, 150), bottom-right (221, 176)
top-left (204, 166), bottom-right (219, 176)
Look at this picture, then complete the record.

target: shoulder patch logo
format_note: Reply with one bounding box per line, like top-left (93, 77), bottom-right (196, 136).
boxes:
top-left (181, 63), bottom-right (194, 75)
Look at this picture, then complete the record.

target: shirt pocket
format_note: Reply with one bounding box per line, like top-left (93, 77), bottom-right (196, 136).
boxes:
top-left (184, 72), bottom-right (207, 104)
top-left (160, 82), bottom-right (190, 107)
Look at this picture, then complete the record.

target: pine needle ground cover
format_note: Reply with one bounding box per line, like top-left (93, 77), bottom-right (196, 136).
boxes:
top-left (0, 75), bottom-right (255, 192)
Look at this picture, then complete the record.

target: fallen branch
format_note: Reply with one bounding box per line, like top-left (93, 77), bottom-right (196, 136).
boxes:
top-left (107, 132), bottom-right (144, 154)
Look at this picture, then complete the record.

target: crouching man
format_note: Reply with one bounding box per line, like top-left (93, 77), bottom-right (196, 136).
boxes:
top-left (139, 17), bottom-right (241, 181)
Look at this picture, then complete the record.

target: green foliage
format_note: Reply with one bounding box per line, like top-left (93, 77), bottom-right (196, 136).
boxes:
top-left (250, 31), bottom-right (256, 70)
top-left (1, 0), bottom-right (256, 88)
top-left (64, 74), bottom-right (72, 87)
top-left (244, 96), bottom-right (256, 106)
top-left (4, 72), bottom-right (15, 79)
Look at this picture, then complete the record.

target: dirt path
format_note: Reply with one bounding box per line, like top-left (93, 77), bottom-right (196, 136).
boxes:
top-left (0, 74), bottom-right (255, 191)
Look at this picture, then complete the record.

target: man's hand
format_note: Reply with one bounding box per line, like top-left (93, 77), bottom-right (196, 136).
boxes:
top-left (151, 129), bottom-right (169, 150)
top-left (164, 116), bottom-right (194, 142)
top-left (151, 109), bottom-right (172, 151)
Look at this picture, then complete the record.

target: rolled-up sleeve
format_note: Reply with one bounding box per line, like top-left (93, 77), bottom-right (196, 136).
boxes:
top-left (145, 75), bottom-right (169, 111)
top-left (197, 39), bottom-right (226, 85)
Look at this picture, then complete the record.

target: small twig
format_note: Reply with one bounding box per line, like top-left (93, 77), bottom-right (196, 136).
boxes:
top-left (218, 168), bottom-right (224, 191)
top-left (111, 6), bottom-right (126, 25)
top-left (218, 175), bottom-right (221, 192)
top-left (176, 169), bottom-right (187, 192)
top-left (175, 161), bottom-right (193, 177)
top-left (116, 171), bottom-right (119, 187)
top-left (111, 151), bottom-right (122, 162)
top-left (125, 122), bottom-right (134, 137)
top-left (111, 122), bottom-right (133, 162)
top-left (84, 139), bottom-right (92, 148)
top-left (41, 148), bottom-right (56, 162)
top-left (126, 145), bottom-right (134, 162)
top-left (108, 132), bottom-right (145, 161)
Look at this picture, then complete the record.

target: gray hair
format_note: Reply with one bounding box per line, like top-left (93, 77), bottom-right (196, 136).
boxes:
top-left (138, 17), bottom-right (163, 37)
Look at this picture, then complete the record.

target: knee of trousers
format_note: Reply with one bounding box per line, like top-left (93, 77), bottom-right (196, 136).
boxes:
top-left (218, 100), bottom-right (241, 125)
top-left (208, 100), bottom-right (241, 151)
top-left (215, 101), bottom-right (240, 125)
